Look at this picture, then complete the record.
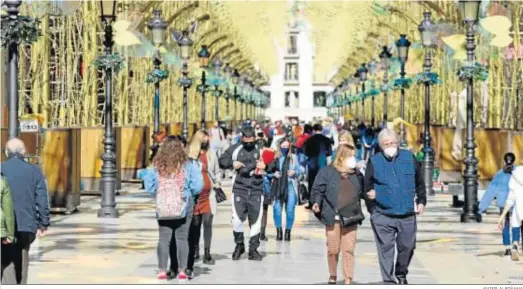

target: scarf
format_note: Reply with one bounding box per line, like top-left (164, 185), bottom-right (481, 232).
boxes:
top-left (272, 155), bottom-right (291, 204)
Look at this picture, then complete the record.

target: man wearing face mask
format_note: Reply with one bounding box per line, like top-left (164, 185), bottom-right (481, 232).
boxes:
top-left (364, 129), bottom-right (426, 285)
top-left (219, 126), bottom-right (276, 261)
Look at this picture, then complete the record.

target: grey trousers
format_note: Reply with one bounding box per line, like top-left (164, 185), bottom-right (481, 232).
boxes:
top-left (1, 232), bottom-right (36, 284)
top-left (370, 211), bottom-right (416, 284)
top-left (157, 202), bottom-right (194, 271)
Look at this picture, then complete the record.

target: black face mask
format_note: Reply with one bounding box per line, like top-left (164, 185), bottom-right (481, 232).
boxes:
top-left (243, 142), bottom-right (256, 150)
top-left (200, 142), bottom-right (209, 151)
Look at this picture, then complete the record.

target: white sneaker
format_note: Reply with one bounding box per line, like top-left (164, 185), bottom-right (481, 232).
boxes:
top-left (511, 244), bottom-right (520, 261)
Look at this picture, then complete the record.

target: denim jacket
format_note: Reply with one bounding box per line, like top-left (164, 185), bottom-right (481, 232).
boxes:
top-left (478, 169), bottom-right (512, 213)
top-left (138, 160), bottom-right (203, 198)
top-left (183, 160), bottom-right (204, 198)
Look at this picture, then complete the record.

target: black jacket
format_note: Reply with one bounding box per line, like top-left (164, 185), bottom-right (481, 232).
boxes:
top-left (219, 143), bottom-right (276, 195)
top-left (310, 166), bottom-right (370, 226)
top-left (303, 134), bottom-right (333, 158)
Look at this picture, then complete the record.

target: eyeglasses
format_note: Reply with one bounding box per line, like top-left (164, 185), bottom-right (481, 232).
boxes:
top-left (381, 141), bottom-right (398, 148)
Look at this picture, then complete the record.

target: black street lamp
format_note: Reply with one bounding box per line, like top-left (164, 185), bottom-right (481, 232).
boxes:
top-left (458, 0), bottom-right (482, 223)
top-left (354, 81), bottom-right (360, 122)
top-left (224, 63), bottom-right (232, 126)
top-left (358, 64), bottom-right (368, 124)
top-left (419, 11), bottom-right (436, 197)
top-left (379, 46), bottom-right (392, 124)
top-left (232, 69), bottom-right (240, 128)
top-left (198, 45), bottom-right (211, 129)
top-left (98, 0), bottom-right (118, 218)
top-left (213, 58), bottom-right (223, 121)
top-left (148, 9), bottom-right (167, 157)
top-left (176, 30), bottom-right (194, 140)
top-left (239, 75), bottom-right (248, 122)
top-left (396, 34), bottom-right (411, 147)
top-left (4, 0), bottom-right (22, 139)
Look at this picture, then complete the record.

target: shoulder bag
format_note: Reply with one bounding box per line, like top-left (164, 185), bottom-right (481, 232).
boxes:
top-left (322, 174), bottom-right (365, 227)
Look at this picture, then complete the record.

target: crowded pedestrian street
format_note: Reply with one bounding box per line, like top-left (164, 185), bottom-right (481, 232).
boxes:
top-left (24, 182), bottom-right (523, 285)
top-left (1, 0), bottom-right (523, 286)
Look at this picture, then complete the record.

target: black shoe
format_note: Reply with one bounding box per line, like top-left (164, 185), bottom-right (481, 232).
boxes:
top-left (232, 243), bottom-right (245, 260)
top-left (397, 277), bottom-right (408, 285)
top-left (284, 229), bottom-right (291, 241)
top-left (248, 250), bottom-right (263, 261)
top-left (260, 228), bottom-right (268, 241)
top-left (203, 248), bottom-right (215, 265)
top-left (194, 247), bottom-right (200, 261)
top-left (167, 270), bottom-right (177, 280)
top-left (276, 228), bottom-right (283, 241)
top-left (185, 269), bottom-right (194, 280)
top-left (504, 248), bottom-right (512, 256)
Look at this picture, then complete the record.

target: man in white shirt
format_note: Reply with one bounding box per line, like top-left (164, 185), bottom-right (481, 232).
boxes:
top-left (209, 121), bottom-right (225, 157)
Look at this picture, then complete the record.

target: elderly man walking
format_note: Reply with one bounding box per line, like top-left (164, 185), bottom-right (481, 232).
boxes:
top-left (364, 129), bottom-right (426, 285)
top-left (1, 138), bottom-right (50, 284)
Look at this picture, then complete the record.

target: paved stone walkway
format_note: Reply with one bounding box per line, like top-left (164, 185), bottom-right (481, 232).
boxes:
top-left (28, 182), bottom-right (523, 284)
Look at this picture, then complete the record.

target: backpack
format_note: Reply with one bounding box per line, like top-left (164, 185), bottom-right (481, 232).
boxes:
top-left (156, 168), bottom-right (187, 220)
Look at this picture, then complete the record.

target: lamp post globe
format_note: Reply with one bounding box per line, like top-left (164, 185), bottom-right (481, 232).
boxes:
top-left (148, 9), bottom-right (167, 46)
top-left (458, 0), bottom-right (481, 23)
top-left (419, 11), bottom-right (435, 48)
top-left (99, 0), bottom-right (117, 22)
top-left (396, 34), bottom-right (411, 63)
top-left (198, 45), bottom-right (211, 68)
top-left (177, 30), bottom-right (193, 61)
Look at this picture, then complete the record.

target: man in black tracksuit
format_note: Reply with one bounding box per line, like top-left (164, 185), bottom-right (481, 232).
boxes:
top-left (219, 126), bottom-right (276, 261)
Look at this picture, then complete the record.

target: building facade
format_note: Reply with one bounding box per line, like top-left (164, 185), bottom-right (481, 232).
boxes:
top-left (262, 12), bottom-right (333, 122)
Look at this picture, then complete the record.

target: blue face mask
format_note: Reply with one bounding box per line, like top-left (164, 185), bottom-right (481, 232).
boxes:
top-left (280, 148), bottom-right (289, 156)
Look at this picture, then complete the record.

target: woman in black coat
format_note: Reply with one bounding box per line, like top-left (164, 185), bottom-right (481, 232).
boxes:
top-left (310, 142), bottom-right (371, 285)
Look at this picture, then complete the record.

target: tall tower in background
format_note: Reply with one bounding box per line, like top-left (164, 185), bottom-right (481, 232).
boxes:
top-left (262, 0), bottom-right (332, 122)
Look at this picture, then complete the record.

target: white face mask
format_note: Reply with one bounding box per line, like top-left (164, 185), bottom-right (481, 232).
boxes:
top-left (344, 157), bottom-right (357, 169)
top-left (383, 147), bottom-right (398, 158)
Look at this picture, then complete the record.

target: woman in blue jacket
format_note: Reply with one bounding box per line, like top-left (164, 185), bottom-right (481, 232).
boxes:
top-left (478, 153), bottom-right (519, 256)
top-left (268, 138), bottom-right (305, 241)
top-left (152, 137), bottom-right (203, 281)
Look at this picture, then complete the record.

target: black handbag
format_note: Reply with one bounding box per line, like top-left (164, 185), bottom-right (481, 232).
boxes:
top-left (323, 196), bottom-right (365, 227)
top-left (298, 182), bottom-right (309, 205)
top-left (214, 187), bottom-right (227, 203)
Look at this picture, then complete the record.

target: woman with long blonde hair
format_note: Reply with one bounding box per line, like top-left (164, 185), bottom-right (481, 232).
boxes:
top-left (186, 130), bottom-right (222, 279)
top-left (152, 137), bottom-right (203, 281)
top-left (310, 144), bottom-right (365, 284)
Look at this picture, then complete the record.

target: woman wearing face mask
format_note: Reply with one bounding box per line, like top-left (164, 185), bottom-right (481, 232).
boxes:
top-left (310, 144), bottom-right (366, 285)
top-left (268, 139), bottom-right (305, 241)
top-left (185, 130), bottom-right (221, 279)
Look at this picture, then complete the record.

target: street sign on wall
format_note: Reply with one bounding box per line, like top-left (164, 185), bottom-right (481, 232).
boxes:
top-left (20, 118), bottom-right (40, 133)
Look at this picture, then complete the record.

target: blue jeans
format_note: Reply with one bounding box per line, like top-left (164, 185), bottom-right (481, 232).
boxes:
top-left (273, 187), bottom-right (297, 230)
top-left (501, 208), bottom-right (520, 245)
